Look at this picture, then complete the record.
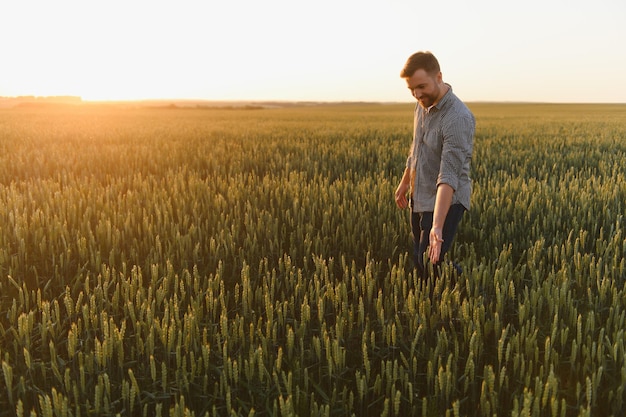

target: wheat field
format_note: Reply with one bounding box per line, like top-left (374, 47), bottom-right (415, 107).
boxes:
top-left (0, 102), bottom-right (625, 416)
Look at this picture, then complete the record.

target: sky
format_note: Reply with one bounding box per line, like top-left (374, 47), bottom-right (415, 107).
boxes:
top-left (1, 0), bottom-right (625, 103)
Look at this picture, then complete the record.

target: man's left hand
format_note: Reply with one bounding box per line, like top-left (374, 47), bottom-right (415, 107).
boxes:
top-left (428, 227), bottom-right (444, 263)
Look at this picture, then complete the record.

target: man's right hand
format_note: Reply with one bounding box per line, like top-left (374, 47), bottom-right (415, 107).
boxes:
top-left (395, 182), bottom-right (409, 209)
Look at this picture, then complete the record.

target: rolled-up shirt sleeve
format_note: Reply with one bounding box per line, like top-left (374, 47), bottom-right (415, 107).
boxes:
top-left (437, 115), bottom-right (474, 190)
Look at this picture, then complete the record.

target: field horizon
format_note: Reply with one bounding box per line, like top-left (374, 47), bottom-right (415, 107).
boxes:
top-left (2, 95), bottom-right (625, 110)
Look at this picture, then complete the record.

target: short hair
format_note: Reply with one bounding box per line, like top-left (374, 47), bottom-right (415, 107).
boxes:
top-left (400, 51), bottom-right (440, 78)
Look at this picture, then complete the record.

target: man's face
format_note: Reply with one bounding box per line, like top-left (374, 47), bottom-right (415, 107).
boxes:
top-left (405, 69), bottom-right (442, 108)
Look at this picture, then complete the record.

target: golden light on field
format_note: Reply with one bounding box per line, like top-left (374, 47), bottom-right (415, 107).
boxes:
top-left (1, 102), bottom-right (626, 415)
top-left (1, 0), bottom-right (625, 103)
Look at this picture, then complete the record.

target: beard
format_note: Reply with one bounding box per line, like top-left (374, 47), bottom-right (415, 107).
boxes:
top-left (417, 84), bottom-right (441, 108)
top-left (418, 95), bottom-right (436, 108)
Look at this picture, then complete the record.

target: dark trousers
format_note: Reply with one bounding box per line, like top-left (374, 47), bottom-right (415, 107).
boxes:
top-left (411, 203), bottom-right (465, 279)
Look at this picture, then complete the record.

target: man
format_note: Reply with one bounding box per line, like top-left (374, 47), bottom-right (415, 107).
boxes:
top-left (394, 51), bottom-right (475, 281)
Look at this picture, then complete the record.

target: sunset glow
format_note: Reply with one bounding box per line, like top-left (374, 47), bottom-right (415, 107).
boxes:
top-left (2, 0), bottom-right (625, 103)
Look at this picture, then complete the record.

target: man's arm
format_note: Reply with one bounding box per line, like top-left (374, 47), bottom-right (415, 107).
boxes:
top-left (428, 183), bottom-right (454, 263)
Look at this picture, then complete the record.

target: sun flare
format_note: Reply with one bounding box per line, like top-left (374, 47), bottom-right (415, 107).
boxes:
top-left (1, 1), bottom-right (625, 103)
